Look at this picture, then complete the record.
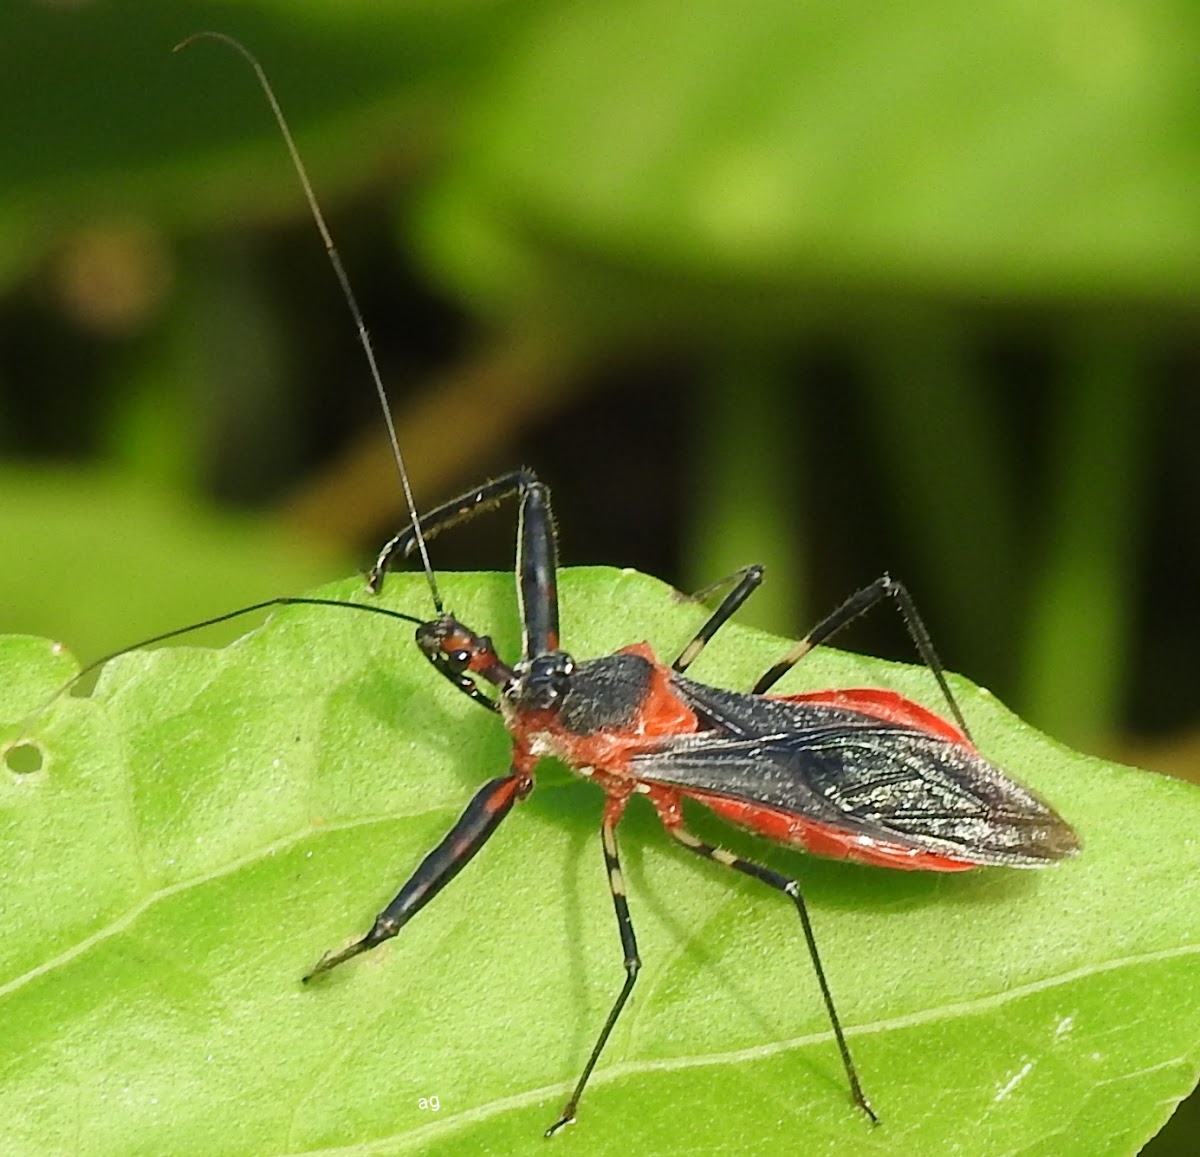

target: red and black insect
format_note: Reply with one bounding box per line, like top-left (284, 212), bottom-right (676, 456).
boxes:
top-left (301, 468), bottom-right (1080, 1134)
top-left (69, 34), bottom-right (1078, 1139)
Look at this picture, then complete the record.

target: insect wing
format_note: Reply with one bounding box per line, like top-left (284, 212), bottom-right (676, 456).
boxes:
top-left (629, 675), bottom-right (1080, 867)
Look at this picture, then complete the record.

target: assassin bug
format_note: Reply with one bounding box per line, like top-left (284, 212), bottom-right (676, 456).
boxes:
top-left (35, 33), bottom-right (1079, 1139)
top-left (304, 478), bottom-right (1080, 1135)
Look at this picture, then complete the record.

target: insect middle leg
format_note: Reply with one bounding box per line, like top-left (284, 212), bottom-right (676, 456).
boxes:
top-left (650, 790), bottom-right (878, 1124)
top-left (546, 794), bottom-right (641, 1137)
top-left (671, 564), bottom-right (765, 674)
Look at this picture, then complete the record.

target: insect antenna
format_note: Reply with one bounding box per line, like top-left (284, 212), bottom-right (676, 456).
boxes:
top-left (174, 31), bottom-right (445, 615)
top-left (7, 37), bottom-right (448, 751)
top-left (8, 597), bottom-right (424, 752)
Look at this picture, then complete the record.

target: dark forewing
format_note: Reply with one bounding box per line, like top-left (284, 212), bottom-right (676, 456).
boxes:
top-left (628, 675), bottom-right (1078, 867)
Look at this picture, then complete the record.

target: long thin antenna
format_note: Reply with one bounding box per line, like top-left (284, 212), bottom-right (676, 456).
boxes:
top-left (174, 31), bottom-right (445, 614)
top-left (11, 596), bottom-right (424, 746)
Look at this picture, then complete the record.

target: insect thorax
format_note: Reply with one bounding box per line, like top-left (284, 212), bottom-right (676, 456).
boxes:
top-left (509, 650), bottom-right (654, 736)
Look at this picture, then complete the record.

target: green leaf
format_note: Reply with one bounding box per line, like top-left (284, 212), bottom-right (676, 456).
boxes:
top-left (1, 568), bottom-right (1197, 1155)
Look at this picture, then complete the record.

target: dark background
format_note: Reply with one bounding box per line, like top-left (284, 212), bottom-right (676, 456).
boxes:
top-left (1, 2), bottom-right (1197, 1148)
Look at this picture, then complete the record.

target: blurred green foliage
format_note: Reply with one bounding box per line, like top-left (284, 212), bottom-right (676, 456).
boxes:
top-left (2, 2), bottom-right (1199, 1147)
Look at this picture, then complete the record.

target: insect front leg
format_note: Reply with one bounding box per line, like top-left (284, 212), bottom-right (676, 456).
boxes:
top-left (752, 575), bottom-right (969, 737)
top-left (304, 769), bottom-right (531, 981)
top-left (368, 469), bottom-right (540, 591)
top-left (546, 795), bottom-right (640, 1137)
top-left (650, 790), bottom-right (878, 1125)
top-left (514, 474), bottom-right (561, 660)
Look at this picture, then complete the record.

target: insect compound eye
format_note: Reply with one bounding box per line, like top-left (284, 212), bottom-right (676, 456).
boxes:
top-left (445, 648), bottom-right (472, 672)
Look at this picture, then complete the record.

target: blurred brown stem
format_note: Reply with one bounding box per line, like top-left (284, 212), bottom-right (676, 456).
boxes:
top-left (278, 332), bottom-right (577, 550)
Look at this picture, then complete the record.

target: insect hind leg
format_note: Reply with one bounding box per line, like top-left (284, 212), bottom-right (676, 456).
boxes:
top-left (753, 574), bottom-right (971, 740)
top-left (658, 814), bottom-right (878, 1125)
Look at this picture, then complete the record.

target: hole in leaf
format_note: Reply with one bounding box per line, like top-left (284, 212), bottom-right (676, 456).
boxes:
top-left (5, 742), bottom-right (44, 775)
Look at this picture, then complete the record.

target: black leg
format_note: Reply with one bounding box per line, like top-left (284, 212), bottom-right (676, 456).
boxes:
top-left (546, 798), bottom-right (640, 1137)
top-left (367, 466), bottom-right (562, 666)
top-left (672, 565), bottom-right (765, 674)
top-left (663, 822), bottom-right (878, 1125)
top-left (368, 469), bottom-right (539, 592)
top-left (303, 770), bottom-right (530, 981)
top-left (516, 479), bottom-right (561, 660)
top-left (753, 574), bottom-right (971, 739)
